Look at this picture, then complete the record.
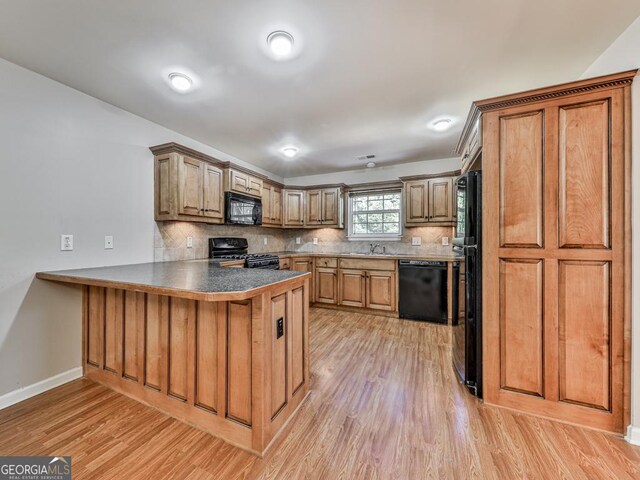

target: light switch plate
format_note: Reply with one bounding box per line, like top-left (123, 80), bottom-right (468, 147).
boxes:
top-left (312, 238), bottom-right (318, 245)
top-left (441, 236), bottom-right (449, 246)
top-left (411, 237), bottom-right (421, 246)
top-left (186, 236), bottom-right (193, 248)
top-left (104, 235), bottom-right (114, 249)
top-left (295, 237), bottom-right (301, 245)
top-left (61, 234), bottom-right (73, 251)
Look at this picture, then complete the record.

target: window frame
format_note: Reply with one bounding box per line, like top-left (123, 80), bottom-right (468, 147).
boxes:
top-left (346, 189), bottom-right (403, 241)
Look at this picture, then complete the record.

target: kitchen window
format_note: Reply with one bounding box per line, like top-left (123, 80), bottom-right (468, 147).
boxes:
top-left (347, 190), bottom-right (402, 240)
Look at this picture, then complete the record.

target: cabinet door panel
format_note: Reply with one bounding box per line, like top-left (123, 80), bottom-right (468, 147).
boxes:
top-left (104, 288), bottom-right (124, 374)
top-left (196, 301), bottom-right (219, 412)
top-left (271, 294), bottom-right (287, 417)
top-left (558, 261), bottom-right (611, 410)
top-left (315, 268), bottom-right (338, 304)
top-left (272, 188), bottom-right (282, 224)
top-left (227, 301), bottom-right (252, 426)
top-left (306, 190), bottom-right (322, 225)
top-left (339, 269), bottom-right (366, 308)
top-left (428, 178), bottom-right (454, 222)
top-left (203, 164), bottom-right (223, 219)
top-left (168, 297), bottom-right (195, 401)
top-left (559, 100), bottom-right (611, 249)
top-left (178, 157), bottom-right (203, 216)
top-left (405, 181), bottom-right (427, 223)
top-left (499, 111), bottom-right (544, 248)
top-left (499, 259), bottom-right (544, 397)
top-left (291, 287), bottom-right (305, 394)
top-left (262, 185), bottom-right (272, 223)
top-left (284, 190), bottom-right (305, 226)
top-left (366, 271), bottom-right (396, 311)
top-left (321, 188), bottom-right (340, 225)
top-left (156, 156), bottom-right (172, 216)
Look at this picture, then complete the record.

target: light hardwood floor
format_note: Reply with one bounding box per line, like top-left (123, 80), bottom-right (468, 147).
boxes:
top-left (1, 308), bottom-right (639, 479)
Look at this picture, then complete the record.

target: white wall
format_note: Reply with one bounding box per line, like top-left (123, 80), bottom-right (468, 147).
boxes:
top-left (0, 58), bottom-right (280, 399)
top-left (284, 157), bottom-right (460, 186)
top-left (581, 15), bottom-right (640, 443)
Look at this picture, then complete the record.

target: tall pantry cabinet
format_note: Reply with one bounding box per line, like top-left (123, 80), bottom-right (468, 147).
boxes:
top-left (472, 70), bottom-right (636, 433)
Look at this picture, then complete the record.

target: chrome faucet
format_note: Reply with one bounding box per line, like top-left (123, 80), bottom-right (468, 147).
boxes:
top-left (369, 243), bottom-right (381, 254)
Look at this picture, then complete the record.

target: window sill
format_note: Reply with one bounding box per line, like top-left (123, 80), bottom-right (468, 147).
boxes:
top-left (346, 235), bottom-right (402, 242)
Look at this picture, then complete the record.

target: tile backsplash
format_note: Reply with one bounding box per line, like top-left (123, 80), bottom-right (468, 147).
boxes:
top-left (154, 222), bottom-right (286, 261)
top-left (155, 222), bottom-right (455, 261)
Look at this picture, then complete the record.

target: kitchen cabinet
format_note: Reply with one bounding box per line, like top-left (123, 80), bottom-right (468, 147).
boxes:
top-left (292, 257), bottom-right (313, 302)
top-left (473, 70), bottom-right (635, 434)
top-left (315, 267), bottom-right (338, 304)
top-left (154, 151), bottom-right (224, 224)
top-left (283, 189), bottom-right (305, 227)
top-left (403, 176), bottom-right (456, 226)
top-left (305, 187), bottom-right (343, 227)
top-left (224, 167), bottom-right (263, 197)
top-left (336, 258), bottom-right (397, 311)
top-left (262, 182), bottom-right (283, 226)
top-left (338, 269), bottom-right (366, 308)
top-left (365, 271), bottom-right (396, 311)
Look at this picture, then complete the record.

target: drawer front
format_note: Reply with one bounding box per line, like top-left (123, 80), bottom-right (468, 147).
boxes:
top-left (339, 258), bottom-right (396, 271)
top-left (279, 258), bottom-right (291, 270)
top-left (315, 257), bottom-right (338, 268)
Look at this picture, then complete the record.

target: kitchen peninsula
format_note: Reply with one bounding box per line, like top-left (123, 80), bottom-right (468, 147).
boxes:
top-left (36, 261), bottom-right (311, 456)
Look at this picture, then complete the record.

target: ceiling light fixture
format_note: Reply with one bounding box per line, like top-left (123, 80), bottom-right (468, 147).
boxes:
top-left (366, 162), bottom-right (376, 168)
top-left (430, 118), bottom-right (452, 132)
top-left (281, 145), bottom-right (299, 158)
top-left (168, 72), bottom-right (193, 92)
top-left (267, 31), bottom-right (294, 57)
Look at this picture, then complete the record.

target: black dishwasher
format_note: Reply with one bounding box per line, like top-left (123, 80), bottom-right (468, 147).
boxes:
top-left (398, 260), bottom-right (448, 324)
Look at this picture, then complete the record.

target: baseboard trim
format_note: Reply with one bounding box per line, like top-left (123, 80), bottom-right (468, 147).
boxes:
top-left (625, 424), bottom-right (640, 445)
top-left (0, 367), bottom-right (83, 410)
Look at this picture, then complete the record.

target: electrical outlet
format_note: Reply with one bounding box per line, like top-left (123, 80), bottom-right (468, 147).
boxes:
top-left (295, 237), bottom-right (301, 245)
top-left (186, 236), bottom-right (193, 248)
top-left (411, 237), bottom-right (422, 246)
top-left (104, 235), bottom-right (114, 249)
top-left (442, 236), bottom-right (450, 246)
top-left (264, 238), bottom-right (268, 245)
top-left (276, 317), bottom-right (284, 339)
top-left (312, 237), bottom-right (318, 245)
top-left (61, 234), bottom-right (73, 251)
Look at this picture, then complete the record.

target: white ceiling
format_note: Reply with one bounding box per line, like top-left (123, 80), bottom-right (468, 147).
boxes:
top-left (0, 1), bottom-right (638, 178)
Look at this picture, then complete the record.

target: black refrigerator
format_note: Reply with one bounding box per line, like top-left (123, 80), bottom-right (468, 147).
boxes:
top-left (452, 171), bottom-right (482, 398)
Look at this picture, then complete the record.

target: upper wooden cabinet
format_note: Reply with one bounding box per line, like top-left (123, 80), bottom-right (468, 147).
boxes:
top-left (283, 189), bottom-right (305, 227)
top-left (154, 150), bottom-right (224, 224)
top-left (403, 175), bottom-right (456, 226)
top-left (262, 182), bottom-right (283, 226)
top-left (456, 114), bottom-right (482, 173)
top-left (224, 167), bottom-right (263, 197)
top-left (305, 187), bottom-right (343, 228)
top-left (469, 70), bottom-right (636, 434)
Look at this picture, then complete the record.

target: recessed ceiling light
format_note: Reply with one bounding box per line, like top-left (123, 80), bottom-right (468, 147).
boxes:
top-left (168, 72), bottom-right (193, 92)
top-left (430, 118), bottom-right (452, 132)
top-left (267, 31), bottom-right (294, 57)
top-left (366, 162), bottom-right (376, 168)
top-left (281, 145), bottom-right (299, 158)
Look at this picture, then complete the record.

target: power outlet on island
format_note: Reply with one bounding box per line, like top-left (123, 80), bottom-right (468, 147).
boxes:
top-left (411, 237), bottom-right (422, 246)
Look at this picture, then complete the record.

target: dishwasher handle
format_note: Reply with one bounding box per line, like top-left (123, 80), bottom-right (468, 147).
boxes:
top-left (398, 260), bottom-right (447, 268)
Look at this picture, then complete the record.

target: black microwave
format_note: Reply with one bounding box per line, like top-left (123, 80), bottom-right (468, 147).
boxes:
top-left (224, 192), bottom-right (262, 225)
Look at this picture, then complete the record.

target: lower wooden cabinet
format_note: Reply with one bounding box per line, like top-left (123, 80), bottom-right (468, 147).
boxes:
top-left (292, 257), bottom-right (314, 302)
top-left (338, 269), bottom-right (366, 308)
top-left (365, 271), bottom-right (396, 311)
top-left (315, 268), bottom-right (338, 304)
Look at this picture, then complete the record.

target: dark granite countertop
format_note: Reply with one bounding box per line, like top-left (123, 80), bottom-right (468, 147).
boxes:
top-left (37, 260), bottom-right (309, 301)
